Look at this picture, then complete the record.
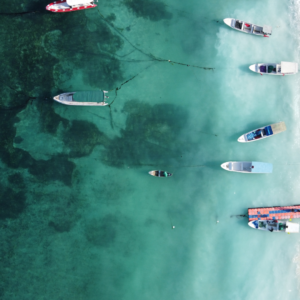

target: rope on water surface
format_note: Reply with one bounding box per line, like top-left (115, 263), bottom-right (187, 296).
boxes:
top-left (107, 63), bottom-right (155, 107)
top-left (97, 10), bottom-right (215, 71)
top-left (0, 11), bottom-right (41, 16)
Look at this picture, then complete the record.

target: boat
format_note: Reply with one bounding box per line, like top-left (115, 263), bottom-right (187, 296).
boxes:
top-left (248, 220), bottom-right (299, 233)
top-left (46, 0), bottom-right (97, 13)
top-left (248, 205), bottom-right (300, 221)
top-left (221, 161), bottom-right (273, 173)
top-left (249, 62), bottom-right (298, 75)
top-left (148, 170), bottom-right (172, 177)
top-left (237, 121), bottom-right (286, 143)
top-left (223, 18), bottom-right (272, 37)
top-left (53, 90), bottom-right (109, 106)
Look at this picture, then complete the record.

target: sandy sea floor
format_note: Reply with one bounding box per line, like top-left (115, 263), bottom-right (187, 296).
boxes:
top-left (1, 0), bottom-right (300, 299)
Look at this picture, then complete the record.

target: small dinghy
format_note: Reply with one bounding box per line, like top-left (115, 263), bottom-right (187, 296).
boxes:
top-left (53, 90), bottom-right (109, 106)
top-left (238, 121), bottom-right (286, 143)
top-left (148, 170), bottom-right (172, 177)
top-left (223, 18), bottom-right (272, 37)
top-left (248, 220), bottom-right (299, 233)
top-left (249, 62), bottom-right (298, 75)
top-left (46, 0), bottom-right (97, 13)
top-left (221, 161), bottom-right (273, 173)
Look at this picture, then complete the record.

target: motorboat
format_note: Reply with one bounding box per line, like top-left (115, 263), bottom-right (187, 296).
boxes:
top-left (249, 62), bottom-right (298, 75)
top-left (223, 18), bottom-right (272, 37)
top-left (248, 220), bottom-right (299, 233)
top-left (148, 170), bottom-right (172, 177)
top-left (46, 0), bottom-right (97, 13)
top-left (237, 121), bottom-right (286, 143)
top-left (221, 161), bottom-right (273, 173)
top-left (53, 90), bottom-right (109, 106)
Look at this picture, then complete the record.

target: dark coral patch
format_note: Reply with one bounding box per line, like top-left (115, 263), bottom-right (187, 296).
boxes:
top-left (63, 120), bottom-right (110, 158)
top-left (0, 184), bottom-right (26, 219)
top-left (124, 0), bottom-right (172, 21)
top-left (29, 155), bottom-right (76, 187)
top-left (101, 100), bottom-right (188, 167)
top-left (85, 215), bottom-right (117, 247)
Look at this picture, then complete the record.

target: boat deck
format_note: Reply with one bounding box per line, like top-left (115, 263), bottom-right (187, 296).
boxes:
top-left (248, 205), bottom-right (300, 221)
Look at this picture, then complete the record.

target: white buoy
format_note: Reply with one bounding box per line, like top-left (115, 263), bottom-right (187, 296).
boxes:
top-left (172, 226), bottom-right (175, 229)
top-left (216, 220), bottom-right (219, 224)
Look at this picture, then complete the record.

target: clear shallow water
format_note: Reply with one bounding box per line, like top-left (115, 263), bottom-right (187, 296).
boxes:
top-left (1, 0), bottom-right (300, 299)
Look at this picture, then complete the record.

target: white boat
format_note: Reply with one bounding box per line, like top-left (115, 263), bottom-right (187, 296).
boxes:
top-left (53, 90), bottom-right (109, 106)
top-left (148, 170), bottom-right (172, 177)
top-left (249, 62), bottom-right (298, 75)
top-left (248, 220), bottom-right (299, 233)
top-left (221, 161), bottom-right (273, 173)
top-left (46, 0), bottom-right (97, 13)
top-left (238, 121), bottom-right (286, 143)
top-left (223, 18), bottom-right (272, 37)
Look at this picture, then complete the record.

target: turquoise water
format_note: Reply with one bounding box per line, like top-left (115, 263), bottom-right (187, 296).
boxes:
top-left (1, 0), bottom-right (300, 299)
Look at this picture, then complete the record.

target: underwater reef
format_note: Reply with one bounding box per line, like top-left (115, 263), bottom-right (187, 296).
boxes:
top-left (0, 183), bottom-right (26, 220)
top-left (63, 120), bottom-right (110, 158)
top-left (124, 0), bottom-right (173, 21)
top-left (0, 6), bottom-right (127, 187)
top-left (101, 100), bottom-right (188, 167)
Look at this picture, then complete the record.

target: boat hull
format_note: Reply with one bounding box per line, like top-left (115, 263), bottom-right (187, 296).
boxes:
top-left (148, 171), bottom-right (172, 177)
top-left (249, 63), bottom-right (298, 75)
top-left (46, 0), bottom-right (97, 13)
top-left (53, 92), bottom-right (108, 106)
top-left (248, 220), bottom-right (299, 233)
top-left (221, 161), bottom-right (273, 173)
top-left (237, 122), bottom-right (286, 143)
top-left (223, 18), bottom-right (271, 37)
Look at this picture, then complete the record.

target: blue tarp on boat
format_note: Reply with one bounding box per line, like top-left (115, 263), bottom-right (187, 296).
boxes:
top-left (264, 125), bottom-right (273, 136)
top-left (251, 162), bottom-right (273, 173)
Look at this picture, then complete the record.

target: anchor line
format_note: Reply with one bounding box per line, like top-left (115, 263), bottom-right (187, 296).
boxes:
top-left (107, 63), bottom-right (155, 106)
top-left (97, 10), bottom-right (215, 71)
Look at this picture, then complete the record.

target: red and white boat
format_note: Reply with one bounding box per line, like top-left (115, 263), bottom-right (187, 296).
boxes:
top-left (46, 0), bottom-right (97, 13)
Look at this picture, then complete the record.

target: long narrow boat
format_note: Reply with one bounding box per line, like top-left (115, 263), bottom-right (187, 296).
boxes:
top-left (248, 220), bottom-right (299, 233)
top-left (148, 170), bottom-right (172, 177)
top-left (249, 62), bottom-right (298, 75)
top-left (46, 0), bottom-right (97, 13)
top-left (238, 121), bottom-right (286, 143)
top-left (53, 90), bottom-right (109, 106)
top-left (248, 205), bottom-right (300, 221)
top-left (223, 18), bottom-right (272, 37)
top-left (221, 161), bottom-right (273, 173)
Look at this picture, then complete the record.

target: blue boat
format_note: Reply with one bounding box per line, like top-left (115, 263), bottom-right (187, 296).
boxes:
top-left (238, 121), bottom-right (286, 143)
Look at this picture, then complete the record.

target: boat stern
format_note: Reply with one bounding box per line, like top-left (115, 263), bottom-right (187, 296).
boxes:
top-left (286, 221), bottom-right (299, 233)
top-left (237, 135), bottom-right (246, 143)
top-left (249, 64), bottom-right (258, 73)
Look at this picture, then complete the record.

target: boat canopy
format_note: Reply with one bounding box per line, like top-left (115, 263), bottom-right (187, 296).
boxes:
top-left (251, 162), bottom-right (273, 173)
top-left (263, 25), bottom-right (272, 35)
top-left (286, 221), bottom-right (299, 233)
top-left (281, 62), bottom-right (298, 74)
top-left (270, 122), bottom-right (286, 135)
top-left (73, 90), bottom-right (104, 102)
top-left (67, 0), bottom-right (91, 6)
